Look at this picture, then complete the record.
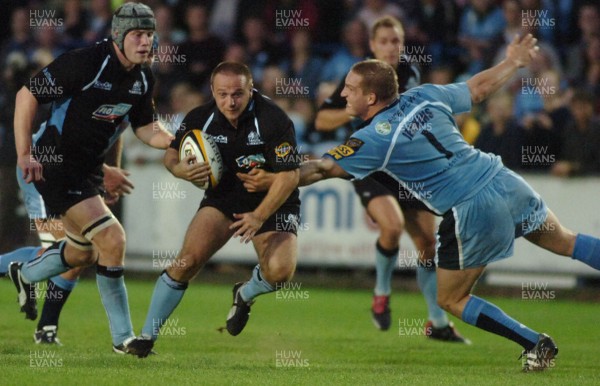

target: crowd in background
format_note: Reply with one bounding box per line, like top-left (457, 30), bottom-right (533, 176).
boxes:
top-left (1, 0), bottom-right (599, 250)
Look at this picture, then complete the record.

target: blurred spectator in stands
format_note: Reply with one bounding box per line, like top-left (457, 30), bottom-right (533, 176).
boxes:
top-left (509, 43), bottom-right (563, 123)
top-left (475, 92), bottom-right (524, 170)
top-left (566, 3), bottom-right (600, 84)
top-left (410, 0), bottom-right (460, 66)
top-left (261, 65), bottom-right (311, 151)
top-left (457, 0), bottom-right (505, 75)
top-left (0, 8), bottom-right (34, 63)
top-left (320, 18), bottom-right (368, 82)
top-left (520, 69), bottom-right (567, 172)
top-left (84, 0), bottom-right (111, 43)
top-left (209, 0), bottom-right (242, 43)
top-left (155, 3), bottom-right (185, 44)
top-left (263, 0), bottom-right (319, 45)
top-left (0, 52), bottom-right (33, 251)
top-left (32, 25), bottom-right (66, 63)
top-left (357, 0), bottom-right (405, 30)
top-left (224, 42), bottom-right (248, 63)
top-left (179, 2), bottom-right (225, 93)
top-left (551, 89), bottom-right (600, 177)
top-left (426, 65), bottom-right (455, 85)
top-left (520, 0), bottom-right (558, 46)
top-left (454, 111), bottom-right (481, 145)
top-left (572, 33), bottom-right (600, 109)
top-left (239, 15), bottom-right (282, 84)
top-left (61, 0), bottom-right (89, 49)
top-left (280, 29), bottom-right (324, 99)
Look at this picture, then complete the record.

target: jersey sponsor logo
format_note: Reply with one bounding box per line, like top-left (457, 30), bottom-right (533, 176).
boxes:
top-left (93, 81), bottom-right (112, 91)
top-left (212, 135), bottom-right (228, 144)
top-left (275, 142), bottom-right (292, 157)
top-left (236, 153), bottom-right (266, 169)
top-left (247, 131), bottom-right (264, 146)
top-left (129, 80), bottom-right (143, 95)
top-left (92, 103), bottom-right (132, 122)
top-left (375, 121), bottom-right (392, 135)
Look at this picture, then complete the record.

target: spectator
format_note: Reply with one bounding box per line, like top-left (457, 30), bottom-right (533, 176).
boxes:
top-left (0, 8), bottom-right (34, 64)
top-left (357, 0), bottom-right (405, 30)
top-left (179, 2), bottom-right (226, 93)
top-left (411, 0), bottom-right (460, 66)
top-left (60, 0), bottom-right (90, 48)
top-left (566, 3), bottom-right (600, 84)
top-left (320, 18), bottom-right (368, 82)
top-left (154, 3), bottom-right (186, 45)
top-left (520, 70), bottom-right (567, 172)
top-left (280, 29), bottom-right (324, 99)
top-left (475, 92), bottom-right (524, 170)
top-left (572, 33), bottom-right (600, 107)
top-left (239, 15), bottom-right (282, 84)
top-left (458, 0), bottom-right (505, 75)
top-left (551, 89), bottom-right (600, 177)
top-left (83, 0), bottom-right (111, 43)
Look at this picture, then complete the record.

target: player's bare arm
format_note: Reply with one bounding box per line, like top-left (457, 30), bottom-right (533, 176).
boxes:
top-left (163, 147), bottom-right (211, 186)
top-left (466, 34), bottom-right (539, 104)
top-left (236, 168), bottom-right (276, 193)
top-left (315, 108), bottom-right (353, 131)
top-left (134, 121), bottom-right (175, 149)
top-left (103, 137), bottom-right (134, 204)
top-left (299, 158), bottom-right (350, 186)
top-left (14, 86), bottom-right (42, 183)
top-left (230, 169), bottom-right (299, 243)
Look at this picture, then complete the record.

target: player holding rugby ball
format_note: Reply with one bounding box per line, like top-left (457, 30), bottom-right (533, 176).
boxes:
top-left (135, 61), bottom-right (301, 356)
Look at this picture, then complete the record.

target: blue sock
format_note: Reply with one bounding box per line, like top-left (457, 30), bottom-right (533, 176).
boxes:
top-left (141, 271), bottom-right (188, 341)
top-left (0, 246), bottom-right (42, 276)
top-left (416, 264), bottom-right (448, 328)
top-left (96, 265), bottom-right (134, 346)
top-left (374, 242), bottom-right (398, 296)
top-left (240, 264), bottom-right (274, 302)
top-left (21, 241), bottom-right (69, 283)
top-left (49, 275), bottom-right (78, 291)
top-left (572, 234), bottom-right (600, 270)
top-left (462, 295), bottom-right (538, 350)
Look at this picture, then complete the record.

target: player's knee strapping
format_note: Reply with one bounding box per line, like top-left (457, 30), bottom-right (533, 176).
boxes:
top-left (81, 213), bottom-right (117, 242)
top-left (65, 230), bottom-right (93, 251)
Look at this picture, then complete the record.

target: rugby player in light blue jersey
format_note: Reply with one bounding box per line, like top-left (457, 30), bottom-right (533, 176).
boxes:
top-left (299, 34), bottom-right (600, 371)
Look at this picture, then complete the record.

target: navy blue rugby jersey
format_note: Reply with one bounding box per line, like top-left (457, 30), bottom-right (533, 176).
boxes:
top-left (28, 39), bottom-right (156, 175)
top-left (171, 91), bottom-right (301, 207)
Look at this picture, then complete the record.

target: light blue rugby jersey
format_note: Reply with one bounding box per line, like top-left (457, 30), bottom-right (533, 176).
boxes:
top-left (325, 82), bottom-right (504, 215)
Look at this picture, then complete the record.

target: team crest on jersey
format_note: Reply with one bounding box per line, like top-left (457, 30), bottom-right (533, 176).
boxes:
top-left (375, 121), bottom-right (392, 135)
top-left (93, 81), bottom-right (112, 91)
top-left (92, 103), bottom-right (132, 122)
top-left (129, 80), bottom-right (143, 95)
top-left (236, 154), bottom-right (266, 169)
top-left (247, 131), bottom-right (264, 146)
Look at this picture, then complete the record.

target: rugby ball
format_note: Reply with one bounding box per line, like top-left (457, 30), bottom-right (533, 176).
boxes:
top-left (178, 129), bottom-right (223, 189)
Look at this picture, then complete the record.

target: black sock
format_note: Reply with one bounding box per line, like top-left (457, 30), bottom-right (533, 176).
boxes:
top-left (37, 279), bottom-right (72, 330)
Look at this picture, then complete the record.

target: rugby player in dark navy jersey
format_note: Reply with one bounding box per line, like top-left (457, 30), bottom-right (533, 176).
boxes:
top-left (241, 16), bottom-right (467, 342)
top-left (134, 62), bottom-right (300, 356)
top-left (8, 3), bottom-right (173, 357)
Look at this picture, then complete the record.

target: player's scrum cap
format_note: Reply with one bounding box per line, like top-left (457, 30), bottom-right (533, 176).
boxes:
top-left (112, 2), bottom-right (156, 51)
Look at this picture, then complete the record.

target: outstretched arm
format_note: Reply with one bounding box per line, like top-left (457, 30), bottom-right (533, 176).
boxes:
top-left (466, 34), bottom-right (539, 104)
top-left (135, 121), bottom-right (175, 149)
top-left (299, 158), bottom-right (350, 186)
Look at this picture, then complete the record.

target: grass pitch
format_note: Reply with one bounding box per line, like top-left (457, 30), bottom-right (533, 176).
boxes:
top-left (0, 278), bottom-right (598, 385)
